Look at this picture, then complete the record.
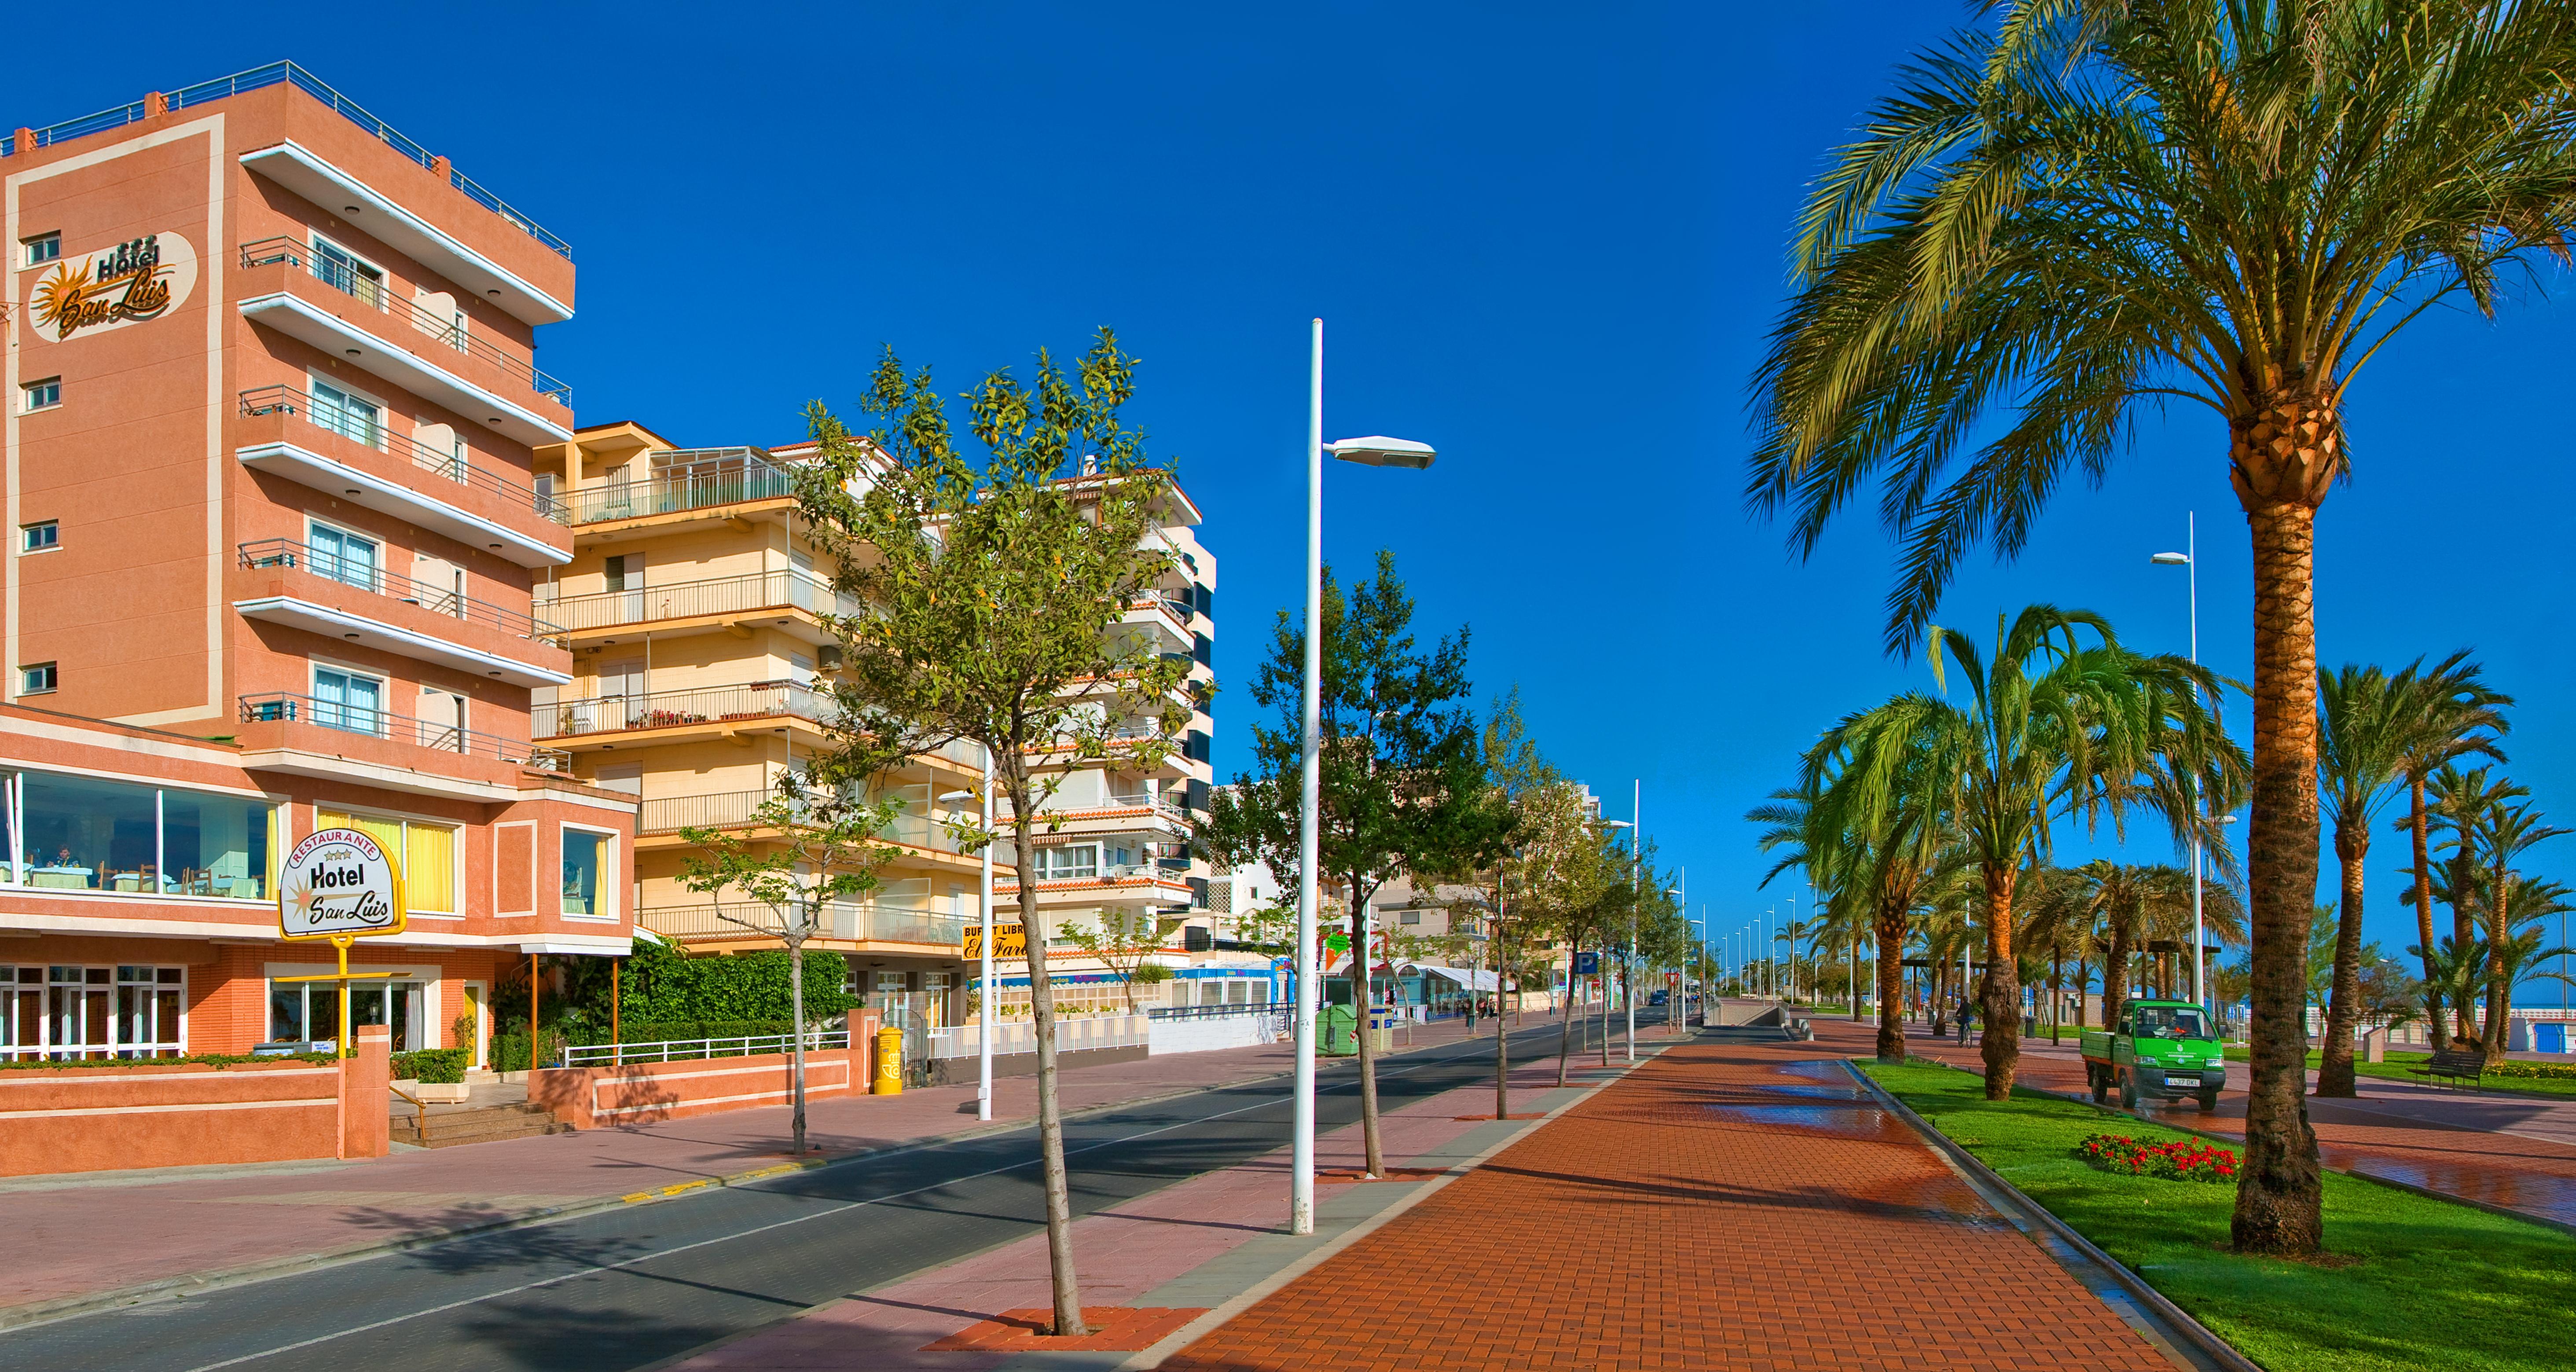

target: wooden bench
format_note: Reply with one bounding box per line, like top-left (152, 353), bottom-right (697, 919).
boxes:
top-left (2410, 1046), bottom-right (2488, 1089)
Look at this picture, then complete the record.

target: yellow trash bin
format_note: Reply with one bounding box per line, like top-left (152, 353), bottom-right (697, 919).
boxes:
top-left (872, 1025), bottom-right (905, 1095)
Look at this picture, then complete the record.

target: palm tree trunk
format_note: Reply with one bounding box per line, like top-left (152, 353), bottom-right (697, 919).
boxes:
top-left (1874, 894), bottom-right (1907, 1063)
top-left (1013, 796), bottom-right (1086, 1335)
top-left (2316, 822), bottom-right (2367, 1097)
top-left (2231, 475), bottom-right (2330, 1258)
top-left (2451, 842), bottom-right (2481, 1043)
top-left (1978, 863), bottom-right (2021, 1098)
top-left (1349, 878), bottom-right (1383, 1176)
top-left (2483, 866), bottom-right (2512, 1057)
top-left (2049, 942), bottom-right (2064, 1046)
top-left (2410, 774), bottom-right (2448, 1053)
top-left (2103, 917), bottom-right (2132, 1037)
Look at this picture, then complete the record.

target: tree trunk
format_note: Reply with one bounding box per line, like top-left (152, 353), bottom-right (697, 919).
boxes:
top-left (2484, 863), bottom-right (2513, 1057)
top-left (1555, 933), bottom-right (1578, 1088)
top-left (1493, 884), bottom-right (1510, 1121)
top-left (1979, 862), bottom-right (2021, 1098)
top-left (2316, 821), bottom-right (2367, 1097)
top-left (1874, 893), bottom-right (1907, 1063)
top-left (2409, 773), bottom-right (2448, 1052)
top-left (2104, 915), bottom-right (2134, 1037)
top-left (2230, 453), bottom-right (2331, 1258)
top-left (787, 932), bottom-right (809, 1155)
top-left (1014, 797), bottom-right (1086, 1335)
top-left (2451, 838), bottom-right (2480, 1044)
top-left (2049, 943), bottom-right (2064, 1046)
top-left (1349, 879), bottom-right (1383, 1176)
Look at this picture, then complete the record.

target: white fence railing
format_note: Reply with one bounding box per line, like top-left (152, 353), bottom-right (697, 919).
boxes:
top-left (560, 1029), bottom-right (850, 1067)
top-left (928, 1014), bottom-right (1150, 1060)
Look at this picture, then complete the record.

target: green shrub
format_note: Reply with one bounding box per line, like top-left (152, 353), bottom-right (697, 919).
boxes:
top-left (2488, 1060), bottom-right (2576, 1081)
top-left (389, 1048), bottom-right (470, 1084)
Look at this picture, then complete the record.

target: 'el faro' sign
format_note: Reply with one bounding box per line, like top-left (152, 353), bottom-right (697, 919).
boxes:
top-left (26, 231), bottom-right (200, 342)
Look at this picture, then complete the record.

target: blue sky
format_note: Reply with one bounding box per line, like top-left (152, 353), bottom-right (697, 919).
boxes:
top-left (23, 2), bottom-right (2576, 992)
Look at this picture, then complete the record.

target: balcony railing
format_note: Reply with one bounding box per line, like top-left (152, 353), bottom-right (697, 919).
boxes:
top-left (638, 899), bottom-right (966, 947)
top-left (238, 539), bottom-right (564, 643)
top-left (543, 568), bottom-right (858, 633)
top-left (636, 789), bottom-right (975, 854)
top-left (4, 63), bottom-right (572, 260)
top-left (568, 449), bottom-right (795, 525)
top-left (534, 680), bottom-right (828, 740)
top-left (239, 386), bottom-right (569, 527)
top-left (238, 692), bottom-right (569, 770)
top-left (240, 238), bottom-right (570, 404)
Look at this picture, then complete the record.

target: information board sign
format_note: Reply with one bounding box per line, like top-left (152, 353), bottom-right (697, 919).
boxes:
top-left (280, 828), bottom-right (408, 939)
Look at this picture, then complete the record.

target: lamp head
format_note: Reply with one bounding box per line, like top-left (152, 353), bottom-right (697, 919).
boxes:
top-left (1327, 436), bottom-right (1436, 469)
top-left (2151, 552), bottom-right (2191, 566)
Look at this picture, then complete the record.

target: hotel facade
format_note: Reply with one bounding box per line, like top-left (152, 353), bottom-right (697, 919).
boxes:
top-left (1, 66), bottom-right (635, 1061)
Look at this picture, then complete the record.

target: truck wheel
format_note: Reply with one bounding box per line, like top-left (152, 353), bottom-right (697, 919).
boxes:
top-left (2117, 1069), bottom-right (2138, 1109)
top-left (2088, 1065), bottom-right (2108, 1104)
top-left (2197, 1088), bottom-right (2220, 1113)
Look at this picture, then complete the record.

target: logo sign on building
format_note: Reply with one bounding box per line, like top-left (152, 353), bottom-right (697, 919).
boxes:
top-left (26, 232), bottom-right (200, 342)
top-left (961, 922), bottom-right (1028, 961)
top-left (279, 828), bottom-right (408, 940)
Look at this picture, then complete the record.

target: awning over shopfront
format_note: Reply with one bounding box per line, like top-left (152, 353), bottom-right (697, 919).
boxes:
top-left (1416, 965), bottom-right (1500, 993)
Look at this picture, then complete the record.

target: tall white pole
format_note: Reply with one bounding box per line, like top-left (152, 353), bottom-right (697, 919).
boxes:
top-left (1292, 318), bottom-right (1324, 1236)
top-left (1626, 779), bottom-right (1639, 1062)
top-left (978, 748), bottom-right (994, 1121)
top-left (2188, 511), bottom-right (2206, 1023)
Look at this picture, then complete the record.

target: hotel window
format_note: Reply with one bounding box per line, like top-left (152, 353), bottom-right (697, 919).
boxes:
top-left (306, 521), bottom-right (381, 593)
top-left (19, 521), bottom-right (57, 553)
top-left (0, 965), bottom-right (183, 1060)
top-left (312, 665), bottom-right (385, 735)
top-left (21, 378), bottom-right (60, 413)
top-left (316, 808), bottom-right (457, 914)
top-left (2, 770), bottom-right (272, 898)
top-left (18, 663), bottom-right (55, 695)
top-left (1037, 844), bottom-right (1098, 880)
top-left (310, 378), bottom-right (384, 449)
top-left (561, 827), bottom-right (610, 917)
top-left (21, 233), bottom-right (59, 267)
top-left (311, 236), bottom-right (384, 307)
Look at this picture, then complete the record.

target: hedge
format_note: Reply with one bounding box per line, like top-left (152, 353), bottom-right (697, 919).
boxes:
top-left (389, 1048), bottom-right (470, 1084)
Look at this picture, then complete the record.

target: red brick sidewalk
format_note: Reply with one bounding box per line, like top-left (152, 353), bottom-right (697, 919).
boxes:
top-left (1878, 1018), bottom-right (2576, 1229)
top-left (1162, 1033), bottom-right (2172, 1372)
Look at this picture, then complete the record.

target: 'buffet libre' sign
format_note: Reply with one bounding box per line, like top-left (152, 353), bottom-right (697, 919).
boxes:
top-left (280, 828), bottom-right (408, 939)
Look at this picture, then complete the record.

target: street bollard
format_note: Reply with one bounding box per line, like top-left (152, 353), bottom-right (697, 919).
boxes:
top-left (872, 1025), bottom-right (905, 1095)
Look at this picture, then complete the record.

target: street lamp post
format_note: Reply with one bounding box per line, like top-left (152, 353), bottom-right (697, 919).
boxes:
top-left (1292, 318), bottom-right (1437, 1237)
top-left (2152, 517), bottom-right (2207, 1021)
top-left (940, 771), bottom-right (997, 1122)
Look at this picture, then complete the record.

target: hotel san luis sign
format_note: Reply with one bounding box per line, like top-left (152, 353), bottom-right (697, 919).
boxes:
top-left (280, 827), bottom-right (407, 941)
top-left (26, 231), bottom-right (199, 342)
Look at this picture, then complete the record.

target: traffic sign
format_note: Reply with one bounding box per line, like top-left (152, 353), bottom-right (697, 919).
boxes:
top-left (1573, 950), bottom-right (1599, 975)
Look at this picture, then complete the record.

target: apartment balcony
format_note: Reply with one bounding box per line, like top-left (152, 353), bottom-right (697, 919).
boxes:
top-left (232, 540), bottom-right (569, 688)
top-left (992, 870), bottom-right (1196, 910)
top-left (633, 789), bottom-right (975, 864)
top-left (235, 248), bottom-right (571, 448)
top-left (236, 691), bottom-right (569, 801)
top-left (568, 449), bottom-right (796, 532)
top-left (544, 568), bottom-right (859, 646)
top-left (234, 386), bottom-right (572, 567)
top-left (533, 680), bottom-right (832, 749)
top-left (638, 899), bottom-right (967, 951)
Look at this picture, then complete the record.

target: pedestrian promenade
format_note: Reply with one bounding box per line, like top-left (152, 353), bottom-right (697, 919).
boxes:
top-left (1877, 1017), bottom-right (2576, 1229)
top-left (0, 1018), bottom-right (1501, 1324)
top-left (1160, 1031), bottom-right (2172, 1371)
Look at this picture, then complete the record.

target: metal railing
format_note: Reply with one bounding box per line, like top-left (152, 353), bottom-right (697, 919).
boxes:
top-left (1147, 1002), bottom-right (1280, 1020)
top-left (635, 791), bottom-right (968, 855)
top-left (569, 449), bottom-right (796, 524)
top-left (239, 386), bottom-right (569, 527)
top-left (238, 691), bottom-right (569, 770)
top-left (928, 1014), bottom-right (1151, 1060)
top-left (2, 64), bottom-right (573, 259)
top-left (238, 539), bottom-right (564, 642)
top-left (637, 901), bottom-right (966, 947)
top-left (543, 568), bottom-right (857, 632)
top-left (561, 1028), bottom-right (849, 1067)
top-left (533, 680), bottom-right (827, 739)
top-left (240, 238), bottom-right (570, 403)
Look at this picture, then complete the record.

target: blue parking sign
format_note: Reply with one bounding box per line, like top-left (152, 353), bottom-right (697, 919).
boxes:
top-left (1573, 950), bottom-right (1600, 975)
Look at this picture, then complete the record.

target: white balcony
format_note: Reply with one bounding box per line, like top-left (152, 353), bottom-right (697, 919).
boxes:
top-left (238, 292), bottom-right (571, 447)
top-left (232, 596), bottom-right (568, 687)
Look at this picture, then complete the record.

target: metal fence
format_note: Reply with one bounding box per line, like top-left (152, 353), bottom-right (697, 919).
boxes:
top-left (238, 238), bottom-right (571, 402)
top-left (239, 386), bottom-right (568, 526)
top-left (569, 449), bottom-right (796, 524)
top-left (636, 900), bottom-right (966, 948)
top-left (533, 681), bottom-right (828, 738)
top-left (238, 538), bottom-right (564, 642)
top-left (238, 692), bottom-right (569, 770)
top-left (927, 1014), bottom-right (1152, 1060)
top-left (561, 1028), bottom-right (850, 1067)
top-left (543, 568), bottom-right (858, 632)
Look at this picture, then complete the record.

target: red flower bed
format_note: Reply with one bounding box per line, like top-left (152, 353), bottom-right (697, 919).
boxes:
top-left (2075, 1132), bottom-right (2238, 1184)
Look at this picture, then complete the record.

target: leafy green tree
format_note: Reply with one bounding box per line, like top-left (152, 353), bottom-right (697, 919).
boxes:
top-left (796, 330), bottom-right (1190, 1338)
top-left (1201, 550), bottom-right (1485, 1176)
top-left (1059, 910), bottom-right (1175, 1014)
top-left (1748, 0), bottom-right (2576, 1257)
top-left (676, 787), bottom-right (901, 1156)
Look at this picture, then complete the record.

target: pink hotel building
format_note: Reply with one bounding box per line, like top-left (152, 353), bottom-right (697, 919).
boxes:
top-left (0, 66), bottom-right (635, 1060)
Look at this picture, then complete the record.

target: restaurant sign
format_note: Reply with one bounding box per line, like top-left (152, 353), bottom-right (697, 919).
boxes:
top-left (279, 827), bottom-right (408, 940)
top-left (26, 232), bottom-right (199, 342)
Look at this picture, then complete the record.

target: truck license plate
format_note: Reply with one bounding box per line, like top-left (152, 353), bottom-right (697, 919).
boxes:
top-left (2165, 1075), bottom-right (2198, 1087)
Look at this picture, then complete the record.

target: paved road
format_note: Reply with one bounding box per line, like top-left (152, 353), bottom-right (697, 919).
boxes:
top-left (2, 1020), bottom-right (1595, 1372)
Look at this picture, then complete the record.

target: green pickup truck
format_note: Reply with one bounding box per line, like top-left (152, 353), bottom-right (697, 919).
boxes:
top-left (2079, 999), bottom-right (2226, 1112)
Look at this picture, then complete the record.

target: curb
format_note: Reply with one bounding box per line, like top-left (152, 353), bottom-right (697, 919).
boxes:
top-left (0, 1023), bottom-right (1533, 1334)
top-left (1842, 1061), bottom-right (2263, 1372)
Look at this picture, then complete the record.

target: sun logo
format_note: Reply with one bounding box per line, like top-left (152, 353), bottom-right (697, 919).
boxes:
top-left (29, 263), bottom-right (103, 340)
top-left (284, 877), bottom-right (324, 924)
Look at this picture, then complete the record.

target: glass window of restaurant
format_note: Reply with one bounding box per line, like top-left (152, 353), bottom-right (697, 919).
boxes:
top-left (3, 770), bottom-right (273, 897)
top-left (0, 964), bottom-right (185, 1060)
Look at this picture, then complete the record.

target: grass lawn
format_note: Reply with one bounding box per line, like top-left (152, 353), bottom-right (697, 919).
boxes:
top-left (1861, 1058), bottom-right (2576, 1372)
top-left (2208, 1046), bottom-right (2576, 1100)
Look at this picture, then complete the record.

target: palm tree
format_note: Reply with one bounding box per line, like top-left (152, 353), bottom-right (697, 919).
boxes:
top-left (2018, 864), bottom-right (2094, 1043)
top-left (1747, 2), bottom-right (2576, 1256)
top-left (2314, 664), bottom-right (2419, 1096)
top-left (2426, 767), bottom-right (2526, 1042)
top-left (2474, 808), bottom-right (2570, 1053)
top-left (2385, 655), bottom-right (2508, 1053)
top-left (2075, 862), bottom-right (2246, 1032)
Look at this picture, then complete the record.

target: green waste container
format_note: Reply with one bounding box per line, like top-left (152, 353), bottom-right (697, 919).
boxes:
top-left (1321, 1003), bottom-right (1358, 1056)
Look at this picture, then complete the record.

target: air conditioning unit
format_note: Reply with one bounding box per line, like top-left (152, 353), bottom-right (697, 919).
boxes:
top-left (818, 645), bottom-right (844, 670)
